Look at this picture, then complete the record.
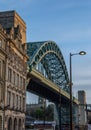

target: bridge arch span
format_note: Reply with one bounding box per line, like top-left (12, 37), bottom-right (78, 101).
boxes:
top-left (27, 41), bottom-right (70, 93)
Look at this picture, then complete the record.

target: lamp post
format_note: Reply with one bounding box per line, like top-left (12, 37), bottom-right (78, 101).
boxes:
top-left (59, 86), bottom-right (61, 130)
top-left (69, 51), bottom-right (86, 130)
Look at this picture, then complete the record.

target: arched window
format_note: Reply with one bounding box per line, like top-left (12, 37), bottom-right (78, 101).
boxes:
top-left (0, 83), bottom-right (2, 101)
top-left (0, 116), bottom-right (2, 130)
top-left (8, 117), bottom-right (12, 130)
top-left (89, 120), bottom-right (91, 124)
top-left (18, 119), bottom-right (22, 130)
top-left (14, 118), bottom-right (17, 130)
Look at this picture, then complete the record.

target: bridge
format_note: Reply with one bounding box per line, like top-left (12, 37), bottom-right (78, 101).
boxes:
top-left (26, 41), bottom-right (79, 129)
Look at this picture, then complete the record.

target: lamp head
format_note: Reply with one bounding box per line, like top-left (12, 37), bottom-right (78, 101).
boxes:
top-left (79, 51), bottom-right (86, 55)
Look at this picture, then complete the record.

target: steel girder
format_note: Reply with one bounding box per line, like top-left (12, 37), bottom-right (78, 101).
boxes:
top-left (27, 41), bottom-right (70, 93)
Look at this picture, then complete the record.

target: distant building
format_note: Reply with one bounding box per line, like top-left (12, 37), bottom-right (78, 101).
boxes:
top-left (26, 97), bottom-right (46, 116)
top-left (78, 90), bottom-right (87, 126)
top-left (87, 109), bottom-right (91, 124)
top-left (0, 10), bottom-right (28, 130)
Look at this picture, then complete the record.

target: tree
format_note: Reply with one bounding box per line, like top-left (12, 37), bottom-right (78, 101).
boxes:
top-left (35, 108), bottom-right (44, 120)
top-left (45, 104), bottom-right (54, 121)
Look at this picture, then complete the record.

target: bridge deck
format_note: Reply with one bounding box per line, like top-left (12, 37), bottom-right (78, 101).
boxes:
top-left (27, 68), bottom-right (79, 105)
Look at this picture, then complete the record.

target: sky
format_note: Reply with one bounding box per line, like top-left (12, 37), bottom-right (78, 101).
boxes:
top-left (0, 0), bottom-right (91, 104)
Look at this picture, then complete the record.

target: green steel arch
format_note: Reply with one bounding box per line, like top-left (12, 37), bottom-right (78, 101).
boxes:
top-left (27, 41), bottom-right (70, 93)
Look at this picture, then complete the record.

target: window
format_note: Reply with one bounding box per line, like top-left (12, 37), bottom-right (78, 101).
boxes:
top-left (8, 118), bottom-right (12, 130)
top-left (0, 59), bottom-right (4, 79)
top-left (23, 78), bottom-right (25, 90)
top-left (2, 60), bottom-right (5, 80)
top-left (20, 76), bottom-right (22, 89)
top-left (16, 74), bottom-right (19, 87)
top-left (7, 91), bottom-right (11, 106)
top-left (0, 60), bottom-right (2, 78)
top-left (18, 96), bottom-right (20, 110)
top-left (0, 39), bottom-right (5, 49)
top-left (16, 95), bottom-right (18, 109)
top-left (0, 59), bottom-right (5, 79)
top-left (20, 96), bottom-right (21, 110)
top-left (12, 93), bottom-right (15, 108)
top-left (8, 67), bottom-right (12, 82)
top-left (18, 119), bottom-right (22, 130)
top-left (17, 74), bottom-right (19, 86)
top-left (18, 96), bottom-right (21, 110)
top-left (12, 71), bottom-right (15, 85)
top-left (0, 39), bottom-right (2, 47)
top-left (14, 118), bottom-right (17, 130)
top-left (23, 98), bottom-right (25, 111)
top-left (0, 116), bottom-right (2, 129)
top-left (0, 84), bottom-right (2, 101)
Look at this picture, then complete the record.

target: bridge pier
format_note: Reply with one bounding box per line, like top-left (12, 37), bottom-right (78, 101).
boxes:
top-left (55, 103), bottom-right (71, 130)
top-left (55, 103), bottom-right (62, 130)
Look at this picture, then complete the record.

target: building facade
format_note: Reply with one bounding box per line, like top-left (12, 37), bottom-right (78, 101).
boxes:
top-left (0, 10), bottom-right (28, 130)
top-left (0, 24), bottom-right (7, 130)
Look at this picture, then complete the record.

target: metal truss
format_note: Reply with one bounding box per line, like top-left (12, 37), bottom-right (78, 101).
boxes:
top-left (27, 41), bottom-right (70, 93)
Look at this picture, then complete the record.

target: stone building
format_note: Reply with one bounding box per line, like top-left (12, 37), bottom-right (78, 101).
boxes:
top-left (0, 24), bottom-right (7, 130)
top-left (0, 10), bottom-right (28, 130)
top-left (78, 90), bottom-right (87, 126)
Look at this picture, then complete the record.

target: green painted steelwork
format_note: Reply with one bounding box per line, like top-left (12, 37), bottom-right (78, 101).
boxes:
top-left (27, 41), bottom-right (70, 93)
top-left (27, 41), bottom-right (79, 129)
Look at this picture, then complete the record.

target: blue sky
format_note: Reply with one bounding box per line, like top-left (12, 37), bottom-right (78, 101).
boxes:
top-left (1, 0), bottom-right (91, 104)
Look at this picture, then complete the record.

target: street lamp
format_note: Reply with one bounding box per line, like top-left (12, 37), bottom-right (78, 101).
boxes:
top-left (69, 51), bottom-right (86, 130)
top-left (59, 86), bottom-right (61, 130)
